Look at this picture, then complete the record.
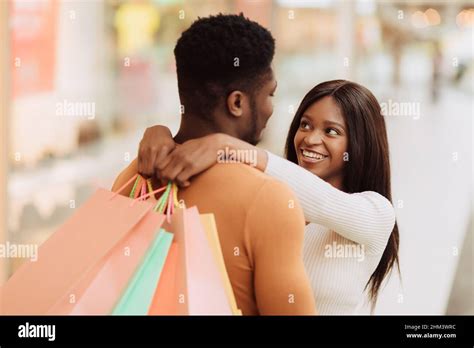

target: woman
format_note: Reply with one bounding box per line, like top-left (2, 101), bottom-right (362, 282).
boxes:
top-left (138, 80), bottom-right (399, 314)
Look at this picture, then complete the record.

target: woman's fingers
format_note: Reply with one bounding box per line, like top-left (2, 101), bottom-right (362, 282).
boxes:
top-left (176, 167), bottom-right (195, 187)
top-left (137, 125), bottom-right (176, 178)
top-left (160, 156), bottom-right (186, 182)
top-left (137, 146), bottom-right (157, 178)
top-left (153, 146), bottom-right (174, 180)
top-left (154, 144), bottom-right (174, 170)
top-left (143, 133), bottom-right (222, 186)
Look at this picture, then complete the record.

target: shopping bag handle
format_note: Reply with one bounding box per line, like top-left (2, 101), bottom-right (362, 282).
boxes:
top-left (133, 185), bottom-right (167, 202)
top-left (120, 175), bottom-right (183, 223)
top-left (129, 175), bottom-right (143, 199)
top-left (151, 182), bottom-right (182, 223)
top-left (137, 181), bottom-right (179, 223)
top-left (110, 173), bottom-right (167, 201)
top-left (110, 173), bottom-right (139, 199)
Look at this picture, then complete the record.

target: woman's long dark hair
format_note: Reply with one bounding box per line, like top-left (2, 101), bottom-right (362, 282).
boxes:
top-left (285, 80), bottom-right (400, 309)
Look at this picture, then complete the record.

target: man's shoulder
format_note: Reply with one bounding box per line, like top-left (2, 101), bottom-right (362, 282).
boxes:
top-left (196, 163), bottom-right (277, 187)
top-left (194, 163), bottom-right (297, 200)
top-left (205, 162), bottom-right (267, 177)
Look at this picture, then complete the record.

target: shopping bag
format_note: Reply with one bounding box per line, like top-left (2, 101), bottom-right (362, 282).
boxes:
top-left (147, 242), bottom-right (178, 315)
top-left (50, 176), bottom-right (172, 315)
top-left (199, 214), bottom-right (242, 315)
top-left (149, 211), bottom-right (241, 315)
top-left (46, 176), bottom-right (167, 315)
top-left (47, 210), bottom-right (165, 315)
top-left (150, 202), bottom-right (236, 315)
top-left (112, 229), bottom-right (173, 315)
top-left (146, 198), bottom-right (187, 315)
top-left (1, 175), bottom-right (154, 315)
top-left (183, 206), bottom-right (234, 314)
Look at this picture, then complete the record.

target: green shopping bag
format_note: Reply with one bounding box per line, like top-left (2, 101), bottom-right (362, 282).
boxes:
top-left (112, 229), bottom-right (173, 315)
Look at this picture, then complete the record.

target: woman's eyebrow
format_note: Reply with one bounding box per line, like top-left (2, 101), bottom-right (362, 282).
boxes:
top-left (324, 120), bottom-right (345, 129)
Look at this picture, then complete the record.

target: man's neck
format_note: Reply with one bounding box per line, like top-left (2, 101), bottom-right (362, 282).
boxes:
top-left (174, 113), bottom-right (235, 144)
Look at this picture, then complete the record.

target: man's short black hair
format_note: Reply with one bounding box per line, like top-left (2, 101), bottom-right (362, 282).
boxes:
top-left (174, 13), bottom-right (275, 119)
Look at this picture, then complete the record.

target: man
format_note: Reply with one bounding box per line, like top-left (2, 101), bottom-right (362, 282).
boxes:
top-left (113, 14), bottom-right (315, 315)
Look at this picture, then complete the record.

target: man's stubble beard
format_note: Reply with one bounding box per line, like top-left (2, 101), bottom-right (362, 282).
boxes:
top-left (242, 97), bottom-right (260, 146)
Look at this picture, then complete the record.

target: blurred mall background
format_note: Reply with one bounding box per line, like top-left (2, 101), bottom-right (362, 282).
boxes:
top-left (0, 0), bottom-right (472, 314)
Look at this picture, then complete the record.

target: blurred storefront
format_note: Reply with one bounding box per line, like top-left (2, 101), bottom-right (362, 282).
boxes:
top-left (1, 0), bottom-right (473, 314)
top-left (1, 0), bottom-right (9, 285)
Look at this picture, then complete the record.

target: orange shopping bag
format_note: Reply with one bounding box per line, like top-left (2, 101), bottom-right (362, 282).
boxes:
top-left (1, 175), bottom-right (155, 315)
top-left (147, 242), bottom-right (179, 314)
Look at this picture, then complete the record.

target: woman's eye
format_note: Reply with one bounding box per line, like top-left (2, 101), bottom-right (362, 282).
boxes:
top-left (326, 128), bottom-right (339, 135)
top-left (300, 121), bottom-right (311, 130)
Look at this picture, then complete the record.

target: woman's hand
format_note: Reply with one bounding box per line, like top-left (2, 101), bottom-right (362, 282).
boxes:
top-left (137, 125), bottom-right (268, 187)
top-left (137, 126), bottom-right (176, 178)
top-left (159, 133), bottom-right (227, 187)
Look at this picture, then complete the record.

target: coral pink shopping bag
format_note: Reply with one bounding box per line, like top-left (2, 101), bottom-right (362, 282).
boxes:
top-left (183, 207), bottom-right (233, 315)
top-left (47, 176), bottom-right (168, 315)
top-left (1, 177), bottom-right (154, 315)
top-left (47, 210), bottom-right (165, 315)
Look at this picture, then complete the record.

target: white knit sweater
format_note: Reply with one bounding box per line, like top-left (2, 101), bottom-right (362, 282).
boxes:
top-left (264, 151), bottom-right (396, 314)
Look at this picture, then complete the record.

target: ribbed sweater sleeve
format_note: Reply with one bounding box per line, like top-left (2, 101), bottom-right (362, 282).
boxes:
top-left (264, 151), bottom-right (396, 255)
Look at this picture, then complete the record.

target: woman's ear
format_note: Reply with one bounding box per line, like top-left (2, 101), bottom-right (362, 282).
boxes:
top-left (226, 90), bottom-right (244, 117)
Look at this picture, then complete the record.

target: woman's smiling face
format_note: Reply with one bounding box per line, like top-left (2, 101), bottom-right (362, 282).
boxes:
top-left (293, 96), bottom-right (348, 189)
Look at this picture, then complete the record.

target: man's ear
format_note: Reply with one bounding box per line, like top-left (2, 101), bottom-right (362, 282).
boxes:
top-left (226, 90), bottom-right (245, 117)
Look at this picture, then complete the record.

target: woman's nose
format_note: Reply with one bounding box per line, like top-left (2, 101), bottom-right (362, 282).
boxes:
top-left (304, 130), bottom-right (323, 145)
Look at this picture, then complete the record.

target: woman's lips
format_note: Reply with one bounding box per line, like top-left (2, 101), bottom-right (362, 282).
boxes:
top-left (299, 148), bottom-right (329, 164)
